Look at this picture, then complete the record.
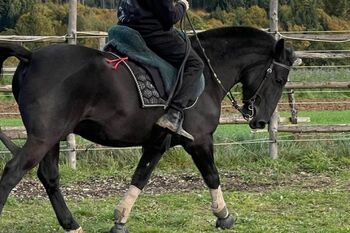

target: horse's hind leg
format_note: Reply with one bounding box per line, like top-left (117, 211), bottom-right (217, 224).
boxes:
top-left (37, 143), bottom-right (82, 233)
top-left (0, 136), bottom-right (55, 215)
top-left (184, 135), bottom-right (235, 229)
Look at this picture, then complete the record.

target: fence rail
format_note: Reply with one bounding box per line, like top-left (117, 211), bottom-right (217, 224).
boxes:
top-left (278, 124), bottom-right (350, 133)
top-left (0, 7), bottom-right (349, 159)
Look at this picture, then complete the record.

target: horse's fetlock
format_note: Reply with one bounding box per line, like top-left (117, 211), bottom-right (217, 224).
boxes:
top-left (212, 205), bottom-right (229, 219)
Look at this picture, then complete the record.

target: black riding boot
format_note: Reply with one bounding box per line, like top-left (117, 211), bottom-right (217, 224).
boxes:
top-left (156, 108), bottom-right (194, 141)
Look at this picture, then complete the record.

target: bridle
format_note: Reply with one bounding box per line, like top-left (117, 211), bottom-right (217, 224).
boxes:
top-left (186, 13), bottom-right (292, 121)
top-left (229, 60), bottom-right (291, 120)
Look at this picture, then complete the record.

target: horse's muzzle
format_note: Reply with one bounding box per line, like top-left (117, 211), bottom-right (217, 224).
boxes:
top-left (249, 120), bottom-right (267, 129)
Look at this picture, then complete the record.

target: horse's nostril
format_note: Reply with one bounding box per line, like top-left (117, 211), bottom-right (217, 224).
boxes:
top-left (258, 121), bottom-right (267, 129)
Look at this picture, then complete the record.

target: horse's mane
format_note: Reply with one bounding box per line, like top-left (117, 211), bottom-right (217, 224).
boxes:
top-left (197, 26), bottom-right (275, 45)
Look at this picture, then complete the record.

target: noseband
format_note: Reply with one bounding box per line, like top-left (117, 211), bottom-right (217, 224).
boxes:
top-left (228, 60), bottom-right (291, 121)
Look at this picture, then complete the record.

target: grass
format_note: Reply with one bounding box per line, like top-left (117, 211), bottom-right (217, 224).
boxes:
top-left (0, 69), bottom-right (349, 232)
top-left (288, 68), bottom-right (350, 99)
top-left (289, 68), bottom-right (350, 82)
top-left (1, 187), bottom-right (350, 233)
top-left (0, 110), bottom-right (349, 183)
top-left (0, 149), bottom-right (349, 232)
top-left (279, 110), bottom-right (350, 124)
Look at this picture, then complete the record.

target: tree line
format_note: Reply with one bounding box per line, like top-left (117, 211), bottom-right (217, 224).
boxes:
top-left (0, 0), bottom-right (349, 53)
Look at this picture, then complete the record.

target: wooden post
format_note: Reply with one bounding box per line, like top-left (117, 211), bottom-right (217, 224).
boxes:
top-left (67, 134), bottom-right (77, 169)
top-left (269, 0), bottom-right (279, 159)
top-left (287, 89), bottom-right (298, 124)
top-left (67, 0), bottom-right (78, 169)
top-left (68, 0), bottom-right (77, 45)
top-left (99, 37), bottom-right (106, 51)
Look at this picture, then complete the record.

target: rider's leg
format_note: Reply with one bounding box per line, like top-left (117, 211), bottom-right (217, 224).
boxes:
top-left (143, 30), bottom-right (204, 141)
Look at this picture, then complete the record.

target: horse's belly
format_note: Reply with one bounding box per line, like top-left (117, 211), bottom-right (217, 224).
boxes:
top-left (74, 119), bottom-right (153, 147)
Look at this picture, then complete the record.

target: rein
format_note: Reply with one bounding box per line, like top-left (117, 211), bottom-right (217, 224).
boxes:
top-left (186, 13), bottom-right (291, 121)
top-left (237, 60), bottom-right (291, 120)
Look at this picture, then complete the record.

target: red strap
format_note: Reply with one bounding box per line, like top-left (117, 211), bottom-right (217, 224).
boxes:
top-left (106, 57), bottom-right (128, 70)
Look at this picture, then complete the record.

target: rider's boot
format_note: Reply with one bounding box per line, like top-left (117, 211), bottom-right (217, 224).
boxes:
top-left (156, 108), bottom-right (194, 141)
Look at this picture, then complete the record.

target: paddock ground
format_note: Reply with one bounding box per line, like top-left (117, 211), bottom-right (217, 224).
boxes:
top-left (1, 170), bottom-right (350, 233)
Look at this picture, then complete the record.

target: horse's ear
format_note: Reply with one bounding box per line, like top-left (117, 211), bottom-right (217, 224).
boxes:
top-left (273, 39), bottom-right (285, 60)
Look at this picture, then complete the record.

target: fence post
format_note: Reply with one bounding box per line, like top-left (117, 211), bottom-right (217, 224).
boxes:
top-left (67, 0), bottom-right (78, 169)
top-left (99, 37), bottom-right (106, 51)
top-left (66, 134), bottom-right (77, 169)
top-left (269, 0), bottom-right (279, 159)
top-left (68, 0), bottom-right (77, 45)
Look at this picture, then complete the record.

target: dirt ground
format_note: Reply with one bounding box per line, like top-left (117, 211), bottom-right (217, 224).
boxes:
top-left (10, 171), bottom-right (350, 200)
top-left (2, 99), bottom-right (350, 199)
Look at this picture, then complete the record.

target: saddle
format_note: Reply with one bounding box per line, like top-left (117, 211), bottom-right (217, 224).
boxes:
top-left (104, 25), bottom-right (205, 108)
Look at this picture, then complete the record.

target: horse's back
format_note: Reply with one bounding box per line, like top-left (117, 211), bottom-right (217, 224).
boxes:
top-left (14, 44), bottom-right (160, 144)
top-left (14, 45), bottom-right (117, 134)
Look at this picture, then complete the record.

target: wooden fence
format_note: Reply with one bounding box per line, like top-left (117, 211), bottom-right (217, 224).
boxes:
top-left (0, 0), bottom-right (349, 162)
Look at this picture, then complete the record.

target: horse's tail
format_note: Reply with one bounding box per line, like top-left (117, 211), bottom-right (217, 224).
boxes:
top-left (0, 130), bottom-right (20, 155)
top-left (0, 43), bottom-right (28, 155)
top-left (0, 42), bottom-right (32, 74)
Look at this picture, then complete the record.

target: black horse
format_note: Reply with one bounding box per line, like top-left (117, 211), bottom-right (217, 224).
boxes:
top-left (0, 27), bottom-right (295, 233)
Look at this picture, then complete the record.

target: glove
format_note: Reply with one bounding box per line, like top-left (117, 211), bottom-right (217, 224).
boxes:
top-left (178, 0), bottom-right (189, 11)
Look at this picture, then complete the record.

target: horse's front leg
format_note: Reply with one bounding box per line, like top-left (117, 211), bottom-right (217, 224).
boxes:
top-left (184, 135), bottom-right (235, 229)
top-left (110, 144), bottom-right (166, 233)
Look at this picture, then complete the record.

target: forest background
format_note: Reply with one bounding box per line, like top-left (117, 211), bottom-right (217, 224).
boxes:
top-left (0, 0), bottom-right (349, 52)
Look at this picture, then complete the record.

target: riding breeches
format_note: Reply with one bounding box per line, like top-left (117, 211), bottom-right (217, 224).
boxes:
top-left (142, 29), bottom-right (204, 109)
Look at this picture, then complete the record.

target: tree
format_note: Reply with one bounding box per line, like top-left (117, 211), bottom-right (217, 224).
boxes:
top-left (290, 0), bottom-right (321, 30)
top-left (15, 4), bottom-right (57, 35)
top-left (0, 0), bottom-right (36, 31)
top-left (279, 4), bottom-right (291, 30)
top-left (245, 5), bottom-right (269, 28)
top-left (322, 0), bottom-right (348, 17)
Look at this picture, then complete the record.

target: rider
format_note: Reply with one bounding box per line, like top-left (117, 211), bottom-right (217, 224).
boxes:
top-left (117, 0), bottom-right (204, 141)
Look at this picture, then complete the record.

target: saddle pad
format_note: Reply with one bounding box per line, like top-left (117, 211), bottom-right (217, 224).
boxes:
top-left (104, 52), bottom-right (167, 108)
top-left (131, 63), bottom-right (167, 107)
top-left (105, 25), bottom-right (205, 98)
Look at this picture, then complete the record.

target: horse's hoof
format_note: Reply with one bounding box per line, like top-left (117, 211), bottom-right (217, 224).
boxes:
top-left (109, 224), bottom-right (129, 233)
top-left (215, 214), bottom-right (235, 229)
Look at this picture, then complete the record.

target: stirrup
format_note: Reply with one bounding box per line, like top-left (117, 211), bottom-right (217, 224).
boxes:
top-left (176, 126), bottom-right (194, 141)
top-left (156, 111), bottom-right (194, 141)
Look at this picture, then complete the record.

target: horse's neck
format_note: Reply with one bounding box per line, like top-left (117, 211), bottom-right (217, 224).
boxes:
top-left (198, 41), bottom-right (270, 102)
top-left (197, 43), bottom-right (241, 102)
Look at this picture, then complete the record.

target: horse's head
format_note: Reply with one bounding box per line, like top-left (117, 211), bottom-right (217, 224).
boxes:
top-left (240, 39), bottom-right (297, 129)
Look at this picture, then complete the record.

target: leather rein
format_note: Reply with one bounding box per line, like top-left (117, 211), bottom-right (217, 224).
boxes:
top-left (186, 13), bottom-right (291, 121)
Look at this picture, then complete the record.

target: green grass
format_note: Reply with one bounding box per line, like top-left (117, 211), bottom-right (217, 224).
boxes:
top-left (0, 118), bottom-right (23, 126)
top-left (288, 68), bottom-right (350, 99)
top-left (0, 110), bottom-right (349, 184)
top-left (289, 68), bottom-right (350, 82)
top-left (0, 67), bottom-right (349, 232)
top-left (298, 110), bottom-right (350, 124)
top-left (1, 187), bottom-right (350, 233)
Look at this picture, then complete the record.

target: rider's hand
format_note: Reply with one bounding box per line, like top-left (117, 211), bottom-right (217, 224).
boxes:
top-left (178, 0), bottom-right (189, 11)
